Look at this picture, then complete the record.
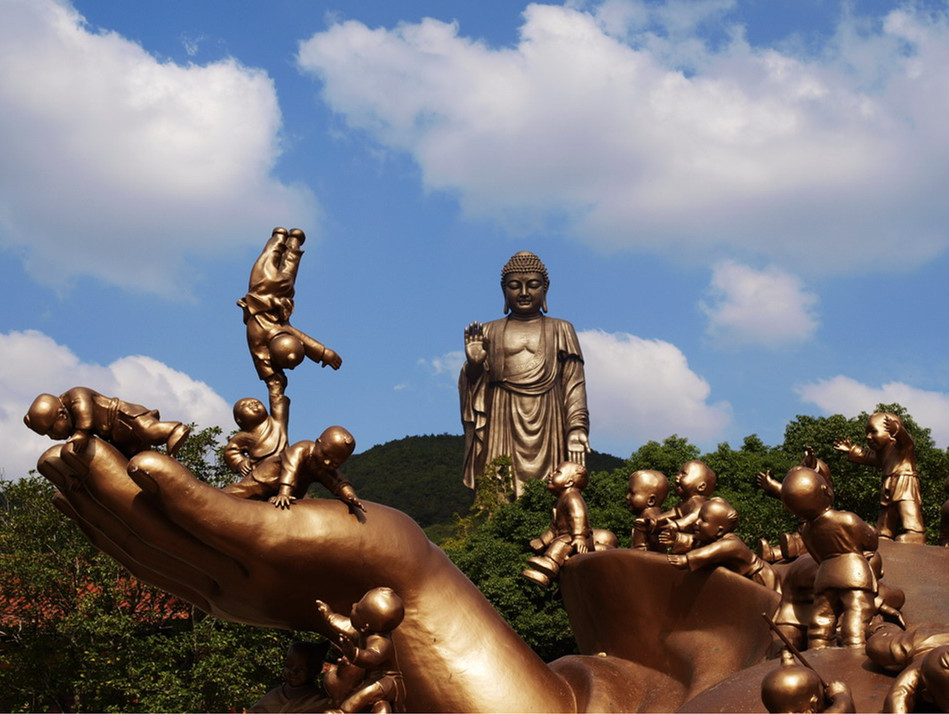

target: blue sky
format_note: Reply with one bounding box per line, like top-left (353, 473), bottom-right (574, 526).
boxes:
top-left (3, 0), bottom-right (949, 479)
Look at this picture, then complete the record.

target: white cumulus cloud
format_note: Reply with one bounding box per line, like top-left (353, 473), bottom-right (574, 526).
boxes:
top-left (0, 330), bottom-right (231, 479)
top-left (297, 2), bottom-right (949, 272)
top-left (0, 0), bottom-right (317, 296)
top-left (418, 350), bottom-right (466, 376)
top-left (797, 376), bottom-right (949, 446)
top-left (701, 260), bottom-right (818, 347)
top-left (578, 329), bottom-right (730, 454)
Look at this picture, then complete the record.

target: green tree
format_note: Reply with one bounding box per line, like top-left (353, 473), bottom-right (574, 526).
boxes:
top-left (702, 435), bottom-right (797, 544)
top-left (625, 434), bottom-right (699, 477)
top-left (782, 404), bottom-right (949, 542)
top-left (442, 478), bottom-right (577, 662)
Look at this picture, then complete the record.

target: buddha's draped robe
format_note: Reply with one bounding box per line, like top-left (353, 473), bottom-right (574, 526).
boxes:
top-left (460, 315), bottom-right (589, 494)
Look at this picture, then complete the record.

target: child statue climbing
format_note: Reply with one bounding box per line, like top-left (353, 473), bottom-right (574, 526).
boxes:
top-left (239, 227), bottom-right (342, 428)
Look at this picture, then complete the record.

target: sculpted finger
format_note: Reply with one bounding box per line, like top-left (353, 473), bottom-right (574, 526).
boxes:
top-left (43, 447), bottom-right (223, 595)
top-left (58, 439), bottom-right (247, 587)
top-left (128, 450), bottom-right (320, 562)
top-left (36, 444), bottom-right (84, 493)
top-left (51, 492), bottom-right (213, 613)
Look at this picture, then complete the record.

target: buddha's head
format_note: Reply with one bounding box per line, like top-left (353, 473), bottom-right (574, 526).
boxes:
top-left (501, 251), bottom-right (549, 316)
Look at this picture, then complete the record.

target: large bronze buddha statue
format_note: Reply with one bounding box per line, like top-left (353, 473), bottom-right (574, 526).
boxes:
top-left (460, 251), bottom-right (590, 495)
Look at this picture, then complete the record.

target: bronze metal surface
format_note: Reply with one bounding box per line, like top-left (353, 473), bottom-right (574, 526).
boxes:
top-left (36, 440), bottom-right (575, 713)
top-left (460, 251), bottom-right (590, 494)
top-left (678, 647), bottom-right (887, 713)
top-left (32, 438), bottom-right (949, 711)
top-left (559, 548), bottom-right (780, 704)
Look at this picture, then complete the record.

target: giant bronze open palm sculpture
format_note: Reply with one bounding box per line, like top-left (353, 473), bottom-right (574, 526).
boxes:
top-left (35, 440), bottom-right (949, 712)
top-left (38, 436), bottom-right (782, 712)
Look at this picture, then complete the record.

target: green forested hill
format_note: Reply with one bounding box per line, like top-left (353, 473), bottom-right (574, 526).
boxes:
top-left (343, 434), bottom-right (472, 527)
top-left (342, 434), bottom-right (625, 527)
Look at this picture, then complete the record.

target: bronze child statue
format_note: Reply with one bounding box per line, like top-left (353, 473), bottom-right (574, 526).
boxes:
top-left (223, 425), bottom-right (363, 513)
top-left (223, 397), bottom-right (288, 478)
top-left (760, 649), bottom-right (854, 713)
top-left (661, 497), bottom-right (781, 593)
top-left (316, 587), bottom-right (405, 713)
top-left (24, 386), bottom-right (189, 458)
top-left (867, 621), bottom-right (949, 713)
top-left (756, 446), bottom-right (833, 561)
top-left (781, 467), bottom-right (878, 648)
top-left (239, 227), bottom-right (342, 419)
top-left (522, 461), bottom-right (593, 587)
top-left (650, 459), bottom-right (717, 546)
top-left (626, 469), bottom-right (669, 552)
top-left (834, 412), bottom-right (925, 544)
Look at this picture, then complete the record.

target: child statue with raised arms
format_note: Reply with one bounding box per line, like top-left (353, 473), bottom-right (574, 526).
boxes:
top-left (316, 587), bottom-right (405, 713)
top-left (223, 397), bottom-right (288, 478)
top-left (239, 227), bottom-right (342, 428)
top-left (834, 412), bottom-right (925, 544)
top-left (647, 460), bottom-right (717, 550)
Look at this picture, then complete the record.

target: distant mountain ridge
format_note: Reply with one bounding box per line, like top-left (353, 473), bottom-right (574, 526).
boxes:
top-left (343, 434), bottom-right (624, 527)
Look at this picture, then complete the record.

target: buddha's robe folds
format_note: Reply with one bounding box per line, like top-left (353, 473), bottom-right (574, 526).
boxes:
top-left (460, 315), bottom-right (589, 493)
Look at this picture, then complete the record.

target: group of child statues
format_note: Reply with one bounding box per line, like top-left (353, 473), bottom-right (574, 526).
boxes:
top-left (519, 410), bottom-right (949, 712)
top-left (23, 228), bottom-right (394, 712)
top-left (23, 227), bottom-right (362, 516)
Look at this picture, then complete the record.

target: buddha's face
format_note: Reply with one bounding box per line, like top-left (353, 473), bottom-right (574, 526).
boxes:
top-left (503, 271), bottom-right (546, 316)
